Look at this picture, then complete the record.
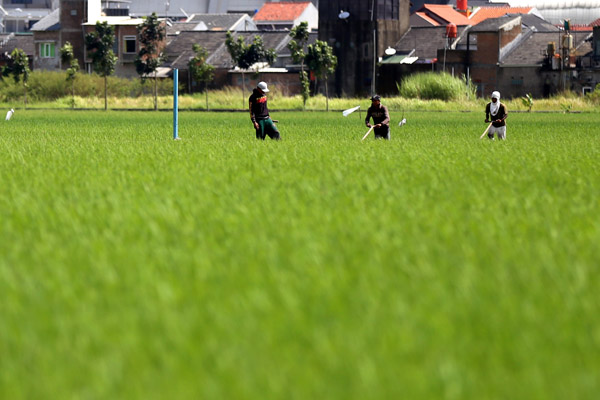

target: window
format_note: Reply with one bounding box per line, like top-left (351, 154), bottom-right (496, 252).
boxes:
top-left (40, 43), bottom-right (55, 58)
top-left (511, 76), bottom-right (523, 86)
top-left (124, 36), bottom-right (136, 54)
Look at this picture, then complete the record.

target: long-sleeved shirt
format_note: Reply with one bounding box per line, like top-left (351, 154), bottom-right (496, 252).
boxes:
top-left (486, 103), bottom-right (508, 127)
top-left (249, 89), bottom-right (270, 122)
top-left (365, 104), bottom-right (390, 127)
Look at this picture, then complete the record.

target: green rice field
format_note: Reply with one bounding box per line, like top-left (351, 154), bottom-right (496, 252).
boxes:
top-left (1, 109), bottom-right (599, 399)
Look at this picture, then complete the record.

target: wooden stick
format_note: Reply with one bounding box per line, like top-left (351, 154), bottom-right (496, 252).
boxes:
top-left (361, 126), bottom-right (374, 141)
top-left (480, 122), bottom-right (493, 139)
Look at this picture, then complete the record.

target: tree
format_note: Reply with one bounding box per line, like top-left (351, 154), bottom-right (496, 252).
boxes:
top-left (85, 21), bottom-right (117, 111)
top-left (225, 31), bottom-right (277, 108)
top-left (306, 40), bottom-right (337, 112)
top-left (1, 48), bottom-right (30, 109)
top-left (188, 44), bottom-right (215, 111)
top-left (60, 42), bottom-right (80, 109)
top-left (135, 13), bottom-right (166, 111)
top-left (287, 21), bottom-right (310, 109)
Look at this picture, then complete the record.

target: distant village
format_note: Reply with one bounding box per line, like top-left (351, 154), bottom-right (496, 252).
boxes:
top-left (1, 0), bottom-right (599, 98)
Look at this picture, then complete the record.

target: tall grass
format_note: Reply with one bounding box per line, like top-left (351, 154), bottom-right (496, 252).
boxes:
top-left (1, 71), bottom-right (599, 112)
top-left (0, 70), bottom-right (173, 102)
top-left (398, 71), bottom-right (477, 101)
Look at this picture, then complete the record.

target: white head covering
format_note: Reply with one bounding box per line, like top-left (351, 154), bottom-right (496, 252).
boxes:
top-left (257, 81), bottom-right (269, 93)
top-left (490, 91), bottom-right (500, 116)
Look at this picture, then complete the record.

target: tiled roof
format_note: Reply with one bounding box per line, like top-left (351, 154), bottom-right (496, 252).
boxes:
top-left (577, 40), bottom-right (592, 57)
top-left (166, 31), bottom-right (231, 69)
top-left (501, 31), bottom-right (590, 66)
top-left (419, 4), bottom-right (472, 25)
top-left (0, 33), bottom-right (34, 56)
top-left (517, 14), bottom-right (559, 33)
top-left (30, 8), bottom-right (60, 32)
top-left (167, 22), bottom-right (197, 37)
top-left (469, 7), bottom-right (533, 25)
top-left (568, 25), bottom-right (593, 32)
top-left (166, 31), bottom-right (317, 70)
top-left (395, 25), bottom-right (468, 59)
top-left (470, 15), bottom-right (521, 32)
top-left (415, 12), bottom-right (441, 26)
top-left (253, 2), bottom-right (311, 22)
top-left (188, 13), bottom-right (248, 30)
top-left (591, 18), bottom-right (600, 27)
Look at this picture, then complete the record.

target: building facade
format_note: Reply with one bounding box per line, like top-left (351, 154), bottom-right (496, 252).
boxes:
top-left (318, 0), bottom-right (410, 97)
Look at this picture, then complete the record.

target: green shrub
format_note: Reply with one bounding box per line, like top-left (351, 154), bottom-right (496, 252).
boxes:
top-left (521, 93), bottom-right (534, 112)
top-left (0, 70), bottom-right (174, 102)
top-left (397, 72), bottom-right (476, 101)
top-left (584, 83), bottom-right (600, 105)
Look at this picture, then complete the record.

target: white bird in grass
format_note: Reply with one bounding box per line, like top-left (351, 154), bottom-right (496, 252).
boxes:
top-left (5, 108), bottom-right (14, 121)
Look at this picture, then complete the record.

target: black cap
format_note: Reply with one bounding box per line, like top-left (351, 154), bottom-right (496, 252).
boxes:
top-left (370, 95), bottom-right (381, 101)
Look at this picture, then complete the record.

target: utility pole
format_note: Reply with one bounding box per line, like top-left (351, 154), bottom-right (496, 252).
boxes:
top-left (371, 0), bottom-right (376, 94)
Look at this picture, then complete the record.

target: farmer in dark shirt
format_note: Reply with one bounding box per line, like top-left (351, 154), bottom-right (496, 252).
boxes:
top-left (485, 91), bottom-right (508, 140)
top-left (249, 81), bottom-right (280, 140)
top-left (365, 95), bottom-right (391, 140)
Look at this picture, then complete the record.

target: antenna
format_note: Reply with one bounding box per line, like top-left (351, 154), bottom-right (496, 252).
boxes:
top-left (338, 10), bottom-right (350, 20)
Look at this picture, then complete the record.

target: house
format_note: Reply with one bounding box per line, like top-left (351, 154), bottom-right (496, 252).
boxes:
top-left (1, 0), bottom-right (52, 33)
top-left (253, 2), bottom-right (318, 31)
top-left (166, 30), bottom-right (317, 95)
top-left (83, 16), bottom-right (166, 78)
top-left (30, 8), bottom-right (60, 70)
top-left (0, 32), bottom-right (34, 69)
top-left (126, 0), bottom-right (318, 19)
top-left (31, 0), bottom-right (166, 77)
top-left (439, 14), bottom-right (595, 97)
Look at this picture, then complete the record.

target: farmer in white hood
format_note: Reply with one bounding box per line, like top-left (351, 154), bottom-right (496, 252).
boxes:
top-left (485, 91), bottom-right (508, 140)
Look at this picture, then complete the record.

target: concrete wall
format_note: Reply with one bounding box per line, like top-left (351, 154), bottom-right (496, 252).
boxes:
top-left (496, 67), bottom-right (544, 98)
top-left (33, 30), bottom-right (60, 70)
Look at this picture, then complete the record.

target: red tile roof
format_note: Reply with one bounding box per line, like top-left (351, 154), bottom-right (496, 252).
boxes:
top-left (415, 12), bottom-right (440, 26)
top-left (421, 5), bottom-right (471, 26)
top-left (590, 18), bottom-right (600, 27)
top-left (468, 7), bottom-right (533, 25)
top-left (253, 2), bottom-right (311, 22)
top-left (568, 25), bottom-right (593, 32)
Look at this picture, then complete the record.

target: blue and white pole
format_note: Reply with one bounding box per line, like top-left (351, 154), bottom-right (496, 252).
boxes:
top-left (173, 68), bottom-right (179, 140)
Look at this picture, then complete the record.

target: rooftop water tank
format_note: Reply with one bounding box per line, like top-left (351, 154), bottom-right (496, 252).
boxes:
top-left (446, 23), bottom-right (457, 39)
